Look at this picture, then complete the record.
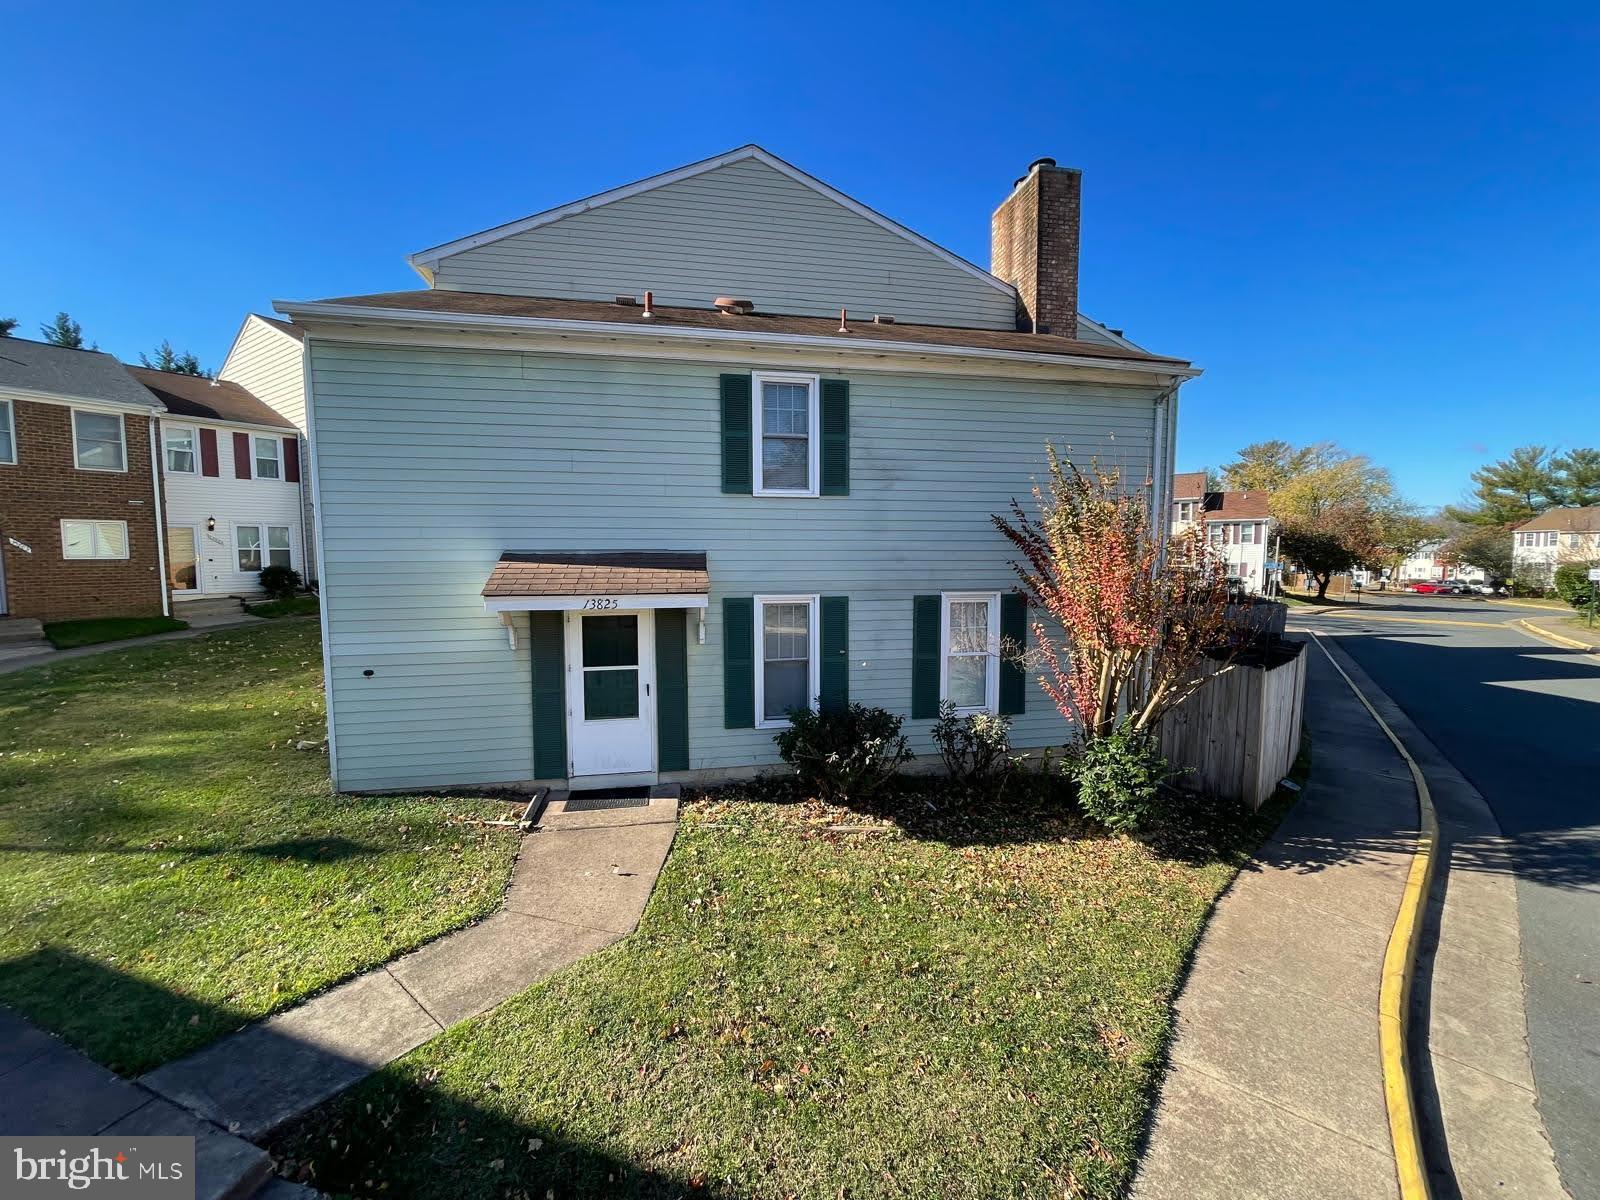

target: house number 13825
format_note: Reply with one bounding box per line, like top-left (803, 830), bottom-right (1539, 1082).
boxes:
top-left (581, 597), bottom-right (619, 610)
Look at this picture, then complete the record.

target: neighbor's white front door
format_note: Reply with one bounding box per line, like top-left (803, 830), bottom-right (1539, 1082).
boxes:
top-left (564, 610), bottom-right (656, 778)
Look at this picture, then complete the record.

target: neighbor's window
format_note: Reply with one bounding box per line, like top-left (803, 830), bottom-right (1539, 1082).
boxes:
top-left (753, 371), bottom-right (819, 496)
top-left (1209, 525), bottom-right (1226, 546)
top-left (0, 399), bottom-right (15, 464)
top-left (236, 525), bottom-right (263, 571)
top-left (72, 409), bottom-right (126, 472)
top-left (254, 436), bottom-right (282, 480)
top-left (163, 425), bottom-right (197, 474)
top-left (1240, 522), bottom-right (1256, 544)
top-left (941, 592), bottom-right (999, 714)
top-left (1175, 500), bottom-right (1195, 522)
top-left (266, 525), bottom-right (291, 568)
top-left (756, 595), bottom-right (818, 725)
top-left (61, 520), bottom-right (129, 560)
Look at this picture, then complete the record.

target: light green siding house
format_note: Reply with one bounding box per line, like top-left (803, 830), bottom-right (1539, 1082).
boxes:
top-left (277, 146), bottom-right (1197, 793)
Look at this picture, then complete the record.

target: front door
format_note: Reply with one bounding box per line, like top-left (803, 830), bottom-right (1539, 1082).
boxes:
top-left (167, 525), bottom-right (201, 595)
top-left (564, 610), bottom-right (656, 778)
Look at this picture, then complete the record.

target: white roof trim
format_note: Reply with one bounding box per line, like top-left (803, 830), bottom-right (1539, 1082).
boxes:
top-left (273, 300), bottom-right (1200, 379)
top-left (406, 144), bottom-right (1017, 299)
top-left (1077, 314), bottom-right (1149, 354)
top-left (0, 384), bottom-right (164, 415)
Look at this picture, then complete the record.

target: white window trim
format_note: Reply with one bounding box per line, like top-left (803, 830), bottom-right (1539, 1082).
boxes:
top-left (163, 424), bottom-right (199, 475)
top-left (0, 398), bottom-right (15, 465)
top-left (71, 408), bottom-right (127, 473)
top-left (939, 591), bottom-right (1001, 716)
top-left (253, 434), bottom-right (284, 480)
top-left (751, 370), bottom-right (821, 498)
top-left (753, 593), bottom-right (821, 729)
top-left (60, 519), bottom-right (130, 561)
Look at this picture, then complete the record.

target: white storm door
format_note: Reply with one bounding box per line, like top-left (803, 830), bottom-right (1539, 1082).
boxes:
top-left (564, 610), bottom-right (656, 778)
top-left (167, 525), bottom-right (202, 595)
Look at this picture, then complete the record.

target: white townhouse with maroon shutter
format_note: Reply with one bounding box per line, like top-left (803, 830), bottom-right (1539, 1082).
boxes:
top-left (276, 145), bottom-right (1198, 793)
top-left (130, 367), bottom-right (307, 608)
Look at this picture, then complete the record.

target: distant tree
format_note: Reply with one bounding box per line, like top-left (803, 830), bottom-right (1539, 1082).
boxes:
top-left (1204, 467), bottom-right (1225, 493)
top-left (139, 339), bottom-right (211, 377)
top-left (0, 316), bottom-right (16, 337)
top-left (1269, 449), bottom-right (1413, 599)
top-left (39, 311), bottom-right (90, 349)
top-left (1444, 445), bottom-right (1556, 528)
top-left (1441, 523), bottom-right (1514, 583)
top-left (1221, 440), bottom-right (1339, 493)
top-left (1549, 448), bottom-right (1600, 509)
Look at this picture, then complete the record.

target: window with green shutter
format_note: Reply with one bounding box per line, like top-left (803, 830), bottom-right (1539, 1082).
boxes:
top-left (998, 593), bottom-right (1028, 716)
top-left (819, 596), bottom-right (849, 711)
top-left (820, 379), bottom-right (849, 496)
top-left (911, 595), bottom-right (941, 719)
top-left (655, 609), bottom-right (689, 771)
top-left (720, 374), bottom-right (753, 494)
top-left (723, 596), bottom-right (755, 728)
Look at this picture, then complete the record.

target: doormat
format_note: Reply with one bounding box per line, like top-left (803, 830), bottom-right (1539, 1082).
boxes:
top-left (564, 787), bottom-right (650, 811)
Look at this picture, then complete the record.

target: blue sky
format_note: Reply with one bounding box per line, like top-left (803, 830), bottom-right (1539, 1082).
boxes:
top-left (3, 2), bottom-right (1595, 508)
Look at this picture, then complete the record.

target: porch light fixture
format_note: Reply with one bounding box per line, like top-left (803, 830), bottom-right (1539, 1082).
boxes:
top-left (206, 516), bottom-right (217, 533)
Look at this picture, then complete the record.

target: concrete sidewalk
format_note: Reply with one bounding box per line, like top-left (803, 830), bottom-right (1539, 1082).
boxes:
top-left (0, 612), bottom-right (274, 676)
top-left (139, 790), bottom-right (678, 1139)
top-left (1132, 643), bottom-right (1416, 1198)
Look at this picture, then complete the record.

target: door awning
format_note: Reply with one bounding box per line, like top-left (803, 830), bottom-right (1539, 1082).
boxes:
top-left (482, 550), bottom-right (710, 613)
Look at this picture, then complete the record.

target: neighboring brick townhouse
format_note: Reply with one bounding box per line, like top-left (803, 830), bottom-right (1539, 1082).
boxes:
top-left (0, 338), bottom-right (169, 621)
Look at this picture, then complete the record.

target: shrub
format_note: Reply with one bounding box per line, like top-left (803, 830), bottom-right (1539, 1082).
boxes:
top-left (1553, 561), bottom-right (1598, 609)
top-left (931, 701), bottom-right (1016, 796)
top-left (1068, 723), bottom-right (1170, 834)
top-left (1510, 573), bottom-right (1552, 598)
top-left (773, 704), bottom-right (912, 804)
top-left (257, 564), bottom-right (302, 601)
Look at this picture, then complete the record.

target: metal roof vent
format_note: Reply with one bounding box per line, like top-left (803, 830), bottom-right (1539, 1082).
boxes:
top-left (713, 296), bottom-right (755, 315)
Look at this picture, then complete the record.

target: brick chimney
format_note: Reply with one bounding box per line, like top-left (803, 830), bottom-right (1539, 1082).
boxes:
top-left (990, 157), bottom-right (1081, 335)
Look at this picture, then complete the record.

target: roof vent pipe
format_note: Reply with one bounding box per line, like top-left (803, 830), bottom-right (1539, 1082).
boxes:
top-left (838, 308), bottom-right (849, 333)
top-left (641, 290), bottom-right (655, 319)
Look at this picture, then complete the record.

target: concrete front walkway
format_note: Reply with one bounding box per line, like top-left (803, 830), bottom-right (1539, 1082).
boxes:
top-left (139, 790), bottom-right (678, 1139)
top-left (1132, 643), bottom-right (1416, 1199)
top-left (0, 613), bottom-right (272, 676)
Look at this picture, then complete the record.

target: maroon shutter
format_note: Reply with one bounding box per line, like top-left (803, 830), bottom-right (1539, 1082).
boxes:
top-left (233, 432), bottom-right (251, 480)
top-left (283, 436), bottom-right (300, 483)
top-left (199, 428), bottom-right (219, 477)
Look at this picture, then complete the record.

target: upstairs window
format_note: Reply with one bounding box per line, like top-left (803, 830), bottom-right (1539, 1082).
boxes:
top-left (753, 371), bottom-right (819, 497)
top-left (0, 399), bottom-right (14, 464)
top-left (164, 425), bottom-right (198, 474)
top-left (254, 436), bottom-right (282, 480)
top-left (72, 409), bottom-right (126, 472)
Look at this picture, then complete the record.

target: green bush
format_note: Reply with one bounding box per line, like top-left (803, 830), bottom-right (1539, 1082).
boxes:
top-left (1553, 561), bottom-right (1598, 609)
top-left (1068, 724), bottom-right (1170, 834)
top-left (773, 704), bottom-right (912, 804)
top-left (1510, 573), bottom-right (1552, 598)
top-left (931, 701), bottom-right (1016, 796)
top-left (257, 564), bottom-right (302, 601)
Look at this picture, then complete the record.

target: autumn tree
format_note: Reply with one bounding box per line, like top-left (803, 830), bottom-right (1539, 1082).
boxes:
top-left (1442, 523), bottom-right (1514, 583)
top-left (993, 451), bottom-right (1235, 743)
top-left (1270, 451), bottom-right (1416, 598)
top-left (1221, 440), bottom-right (1339, 493)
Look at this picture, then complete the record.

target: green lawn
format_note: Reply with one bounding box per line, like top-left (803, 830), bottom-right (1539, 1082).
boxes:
top-left (274, 784), bottom-right (1280, 1199)
top-left (0, 621), bottom-right (520, 1074)
top-left (247, 595), bottom-right (321, 619)
top-left (44, 615), bottom-right (188, 648)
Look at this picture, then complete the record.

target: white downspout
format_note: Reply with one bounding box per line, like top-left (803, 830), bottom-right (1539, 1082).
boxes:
top-left (148, 412), bottom-right (170, 618)
top-left (1150, 378), bottom-right (1182, 568)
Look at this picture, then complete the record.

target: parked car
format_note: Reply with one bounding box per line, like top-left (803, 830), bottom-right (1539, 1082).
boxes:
top-left (1406, 581), bottom-right (1456, 595)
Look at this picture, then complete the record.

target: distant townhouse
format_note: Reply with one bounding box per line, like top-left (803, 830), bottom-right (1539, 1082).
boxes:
top-left (275, 145), bottom-right (1198, 793)
top-left (1396, 540), bottom-right (1486, 585)
top-left (1169, 471), bottom-right (1273, 592)
top-left (0, 339), bottom-right (168, 622)
top-left (128, 367), bottom-right (307, 614)
top-left (1512, 506), bottom-right (1600, 584)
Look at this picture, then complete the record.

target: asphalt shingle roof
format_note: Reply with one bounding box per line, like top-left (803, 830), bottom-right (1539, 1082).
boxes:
top-left (483, 551), bottom-right (710, 599)
top-left (126, 367), bottom-right (296, 430)
top-left (0, 337), bottom-right (159, 408)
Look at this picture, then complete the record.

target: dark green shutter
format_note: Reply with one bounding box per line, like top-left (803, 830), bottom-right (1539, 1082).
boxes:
top-left (998, 593), bottom-right (1028, 716)
top-left (529, 612), bottom-right (567, 779)
top-left (722, 596), bottom-right (754, 728)
top-left (820, 378), bottom-right (849, 496)
top-left (819, 595), bottom-right (849, 712)
top-left (720, 374), bottom-right (753, 494)
top-left (911, 595), bottom-right (941, 719)
top-left (655, 609), bottom-right (689, 771)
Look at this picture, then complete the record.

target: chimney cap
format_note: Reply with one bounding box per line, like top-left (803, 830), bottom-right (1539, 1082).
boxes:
top-left (1029, 156), bottom-right (1057, 171)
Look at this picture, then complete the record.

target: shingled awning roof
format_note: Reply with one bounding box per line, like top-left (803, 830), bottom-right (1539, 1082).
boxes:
top-left (482, 551), bottom-right (710, 612)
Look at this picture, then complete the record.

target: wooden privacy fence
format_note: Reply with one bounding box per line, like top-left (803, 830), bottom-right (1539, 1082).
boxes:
top-left (1158, 640), bottom-right (1307, 810)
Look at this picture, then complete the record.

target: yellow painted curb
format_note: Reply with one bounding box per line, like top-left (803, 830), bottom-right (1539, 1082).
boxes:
top-left (1513, 617), bottom-right (1600, 654)
top-left (1311, 633), bottom-right (1437, 1200)
top-left (1489, 599), bottom-right (1573, 612)
top-left (1320, 611), bottom-right (1502, 629)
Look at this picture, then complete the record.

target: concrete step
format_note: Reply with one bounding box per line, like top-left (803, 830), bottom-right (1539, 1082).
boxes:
top-left (0, 617), bottom-right (45, 644)
top-left (174, 596), bottom-right (249, 620)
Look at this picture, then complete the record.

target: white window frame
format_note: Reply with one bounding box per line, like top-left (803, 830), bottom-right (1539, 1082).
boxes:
top-left (234, 523), bottom-right (264, 573)
top-left (253, 435), bottom-right (283, 481)
top-left (1239, 522), bottom-right (1256, 544)
top-left (265, 524), bottom-right (292, 569)
top-left (163, 424), bottom-right (199, 475)
top-left (751, 371), bottom-right (821, 498)
top-left (753, 593), bottom-right (821, 729)
top-left (71, 408), bottom-right (127, 473)
top-left (0, 398), bottom-right (15, 465)
top-left (1176, 500), bottom-right (1195, 522)
top-left (60, 519), bottom-right (130, 561)
top-left (939, 591), bottom-right (1001, 716)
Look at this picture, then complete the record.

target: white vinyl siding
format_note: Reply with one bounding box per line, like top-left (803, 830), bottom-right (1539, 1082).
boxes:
top-left (308, 340), bottom-right (1162, 792)
top-left (0, 399), bottom-right (14, 464)
top-left (430, 157), bottom-right (1019, 330)
top-left (62, 520), bottom-right (129, 560)
top-left (72, 409), bottom-right (126, 472)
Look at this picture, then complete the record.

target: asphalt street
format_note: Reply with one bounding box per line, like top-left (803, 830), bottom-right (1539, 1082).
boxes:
top-left (1295, 594), bottom-right (1600, 1199)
